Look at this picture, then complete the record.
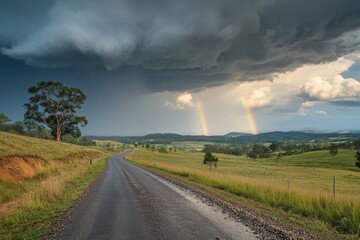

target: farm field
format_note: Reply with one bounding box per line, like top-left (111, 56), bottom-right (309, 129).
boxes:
top-left (94, 139), bottom-right (123, 148)
top-left (128, 148), bottom-right (360, 237)
top-left (129, 148), bottom-right (360, 195)
top-left (170, 141), bottom-right (212, 151)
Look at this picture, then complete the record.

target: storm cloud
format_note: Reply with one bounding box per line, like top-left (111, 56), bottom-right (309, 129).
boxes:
top-left (2, 0), bottom-right (360, 91)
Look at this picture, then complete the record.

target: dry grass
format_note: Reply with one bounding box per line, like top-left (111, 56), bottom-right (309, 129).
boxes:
top-left (0, 156), bottom-right (109, 239)
top-left (25, 157), bottom-right (104, 208)
top-left (0, 132), bottom-right (115, 239)
top-left (128, 149), bottom-right (360, 235)
top-left (0, 131), bottom-right (107, 207)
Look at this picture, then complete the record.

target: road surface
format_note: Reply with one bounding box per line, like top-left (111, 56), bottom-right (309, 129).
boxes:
top-left (56, 152), bottom-right (258, 240)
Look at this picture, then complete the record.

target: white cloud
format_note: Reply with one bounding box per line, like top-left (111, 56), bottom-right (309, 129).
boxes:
top-left (233, 55), bottom-right (360, 112)
top-left (303, 75), bottom-right (360, 102)
top-left (176, 92), bottom-right (194, 107)
top-left (237, 82), bottom-right (275, 108)
top-left (164, 92), bottom-right (194, 110)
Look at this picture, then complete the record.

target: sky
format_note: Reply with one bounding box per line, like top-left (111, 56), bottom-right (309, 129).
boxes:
top-left (1, 0), bottom-right (360, 136)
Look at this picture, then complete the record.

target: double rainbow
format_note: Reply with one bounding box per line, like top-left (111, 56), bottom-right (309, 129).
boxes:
top-left (196, 98), bottom-right (258, 136)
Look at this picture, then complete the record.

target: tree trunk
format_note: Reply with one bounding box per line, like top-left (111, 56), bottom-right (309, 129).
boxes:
top-left (56, 125), bottom-right (61, 142)
top-left (56, 132), bottom-right (61, 142)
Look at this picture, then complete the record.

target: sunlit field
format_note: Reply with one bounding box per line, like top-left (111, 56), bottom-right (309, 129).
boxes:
top-left (128, 148), bottom-right (360, 235)
top-left (171, 141), bottom-right (212, 151)
top-left (94, 139), bottom-right (123, 148)
top-left (0, 132), bottom-right (102, 160)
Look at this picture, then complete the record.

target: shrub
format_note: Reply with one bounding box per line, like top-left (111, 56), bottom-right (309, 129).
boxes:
top-left (355, 161), bottom-right (360, 168)
top-left (158, 146), bottom-right (168, 154)
top-left (203, 152), bottom-right (218, 170)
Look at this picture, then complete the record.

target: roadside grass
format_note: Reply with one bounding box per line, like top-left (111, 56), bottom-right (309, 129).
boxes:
top-left (0, 181), bottom-right (27, 203)
top-left (128, 148), bottom-right (360, 237)
top-left (0, 131), bottom-right (106, 204)
top-left (0, 156), bottom-right (108, 239)
top-left (0, 131), bottom-right (116, 239)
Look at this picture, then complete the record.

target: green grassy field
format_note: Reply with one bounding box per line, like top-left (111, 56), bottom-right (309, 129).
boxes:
top-left (128, 148), bottom-right (360, 238)
top-left (94, 139), bottom-right (123, 148)
top-left (170, 141), bottom-right (212, 151)
top-left (0, 131), bottom-right (102, 160)
top-left (0, 132), bottom-right (111, 239)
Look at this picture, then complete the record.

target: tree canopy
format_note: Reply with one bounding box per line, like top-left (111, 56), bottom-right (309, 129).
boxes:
top-left (247, 144), bottom-right (271, 159)
top-left (24, 81), bottom-right (87, 142)
top-left (203, 152), bottom-right (218, 170)
top-left (355, 151), bottom-right (360, 168)
top-left (329, 144), bottom-right (338, 158)
top-left (0, 113), bottom-right (10, 125)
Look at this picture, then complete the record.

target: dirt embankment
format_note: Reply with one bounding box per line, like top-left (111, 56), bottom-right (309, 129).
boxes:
top-left (0, 152), bottom-right (104, 182)
top-left (0, 155), bottom-right (47, 182)
top-left (0, 152), bottom-right (106, 218)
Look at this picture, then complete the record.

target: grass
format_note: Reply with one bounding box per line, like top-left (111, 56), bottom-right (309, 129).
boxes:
top-left (0, 131), bottom-right (113, 239)
top-left (0, 157), bottom-right (108, 239)
top-left (94, 139), bottom-right (123, 148)
top-left (0, 132), bottom-right (105, 204)
top-left (128, 148), bottom-right (360, 238)
top-left (0, 181), bottom-right (27, 203)
top-left (170, 141), bottom-right (212, 151)
top-left (0, 131), bottom-right (102, 160)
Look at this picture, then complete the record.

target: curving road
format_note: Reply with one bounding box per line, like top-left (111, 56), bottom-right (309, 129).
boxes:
top-left (56, 152), bottom-right (258, 240)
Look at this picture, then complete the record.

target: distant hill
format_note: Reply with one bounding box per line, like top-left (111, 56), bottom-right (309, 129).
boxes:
top-left (89, 130), bottom-right (360, 145)
top-left (253, 131), bottom-right (360, 141)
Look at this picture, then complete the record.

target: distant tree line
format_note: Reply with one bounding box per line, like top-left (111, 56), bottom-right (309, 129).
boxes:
top-left (202, 141), bottom-right (360, 159)
top-left (143, 144), bottom-right (177, 154)
top-left (202, 144), bottom-right (249, 156)
top-left (247, 144), bottom-right (272, 159)
top-left (91, 131), bottom-right (360, 146)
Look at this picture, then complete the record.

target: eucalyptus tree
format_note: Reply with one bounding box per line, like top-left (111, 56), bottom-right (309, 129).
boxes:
top-left (24, 81), bottom-right (87, 142)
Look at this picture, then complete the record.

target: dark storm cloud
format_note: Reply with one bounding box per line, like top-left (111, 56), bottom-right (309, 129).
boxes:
top-left (1, 0), bottom-right (360, 91)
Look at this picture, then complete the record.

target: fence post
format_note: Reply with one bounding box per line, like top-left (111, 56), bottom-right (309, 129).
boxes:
top-left (333, 176), bottom-right (336, 198)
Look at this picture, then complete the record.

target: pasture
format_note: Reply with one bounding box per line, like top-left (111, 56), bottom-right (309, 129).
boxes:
top-left (128, 148), bottom-right (360, 237)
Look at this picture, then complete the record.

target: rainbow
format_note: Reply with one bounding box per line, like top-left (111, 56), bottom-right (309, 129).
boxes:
top-left (197, 101), bottom-right (209, 136)
top-left (241, 96), bottom-right (258, 135)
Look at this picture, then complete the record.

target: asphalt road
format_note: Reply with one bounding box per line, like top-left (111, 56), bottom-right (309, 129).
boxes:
top-left (56, 152), bottom-right (258, 240)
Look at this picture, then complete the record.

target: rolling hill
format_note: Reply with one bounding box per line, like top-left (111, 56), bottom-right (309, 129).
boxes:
top-left (90, 130), bottom-right (360, 145)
